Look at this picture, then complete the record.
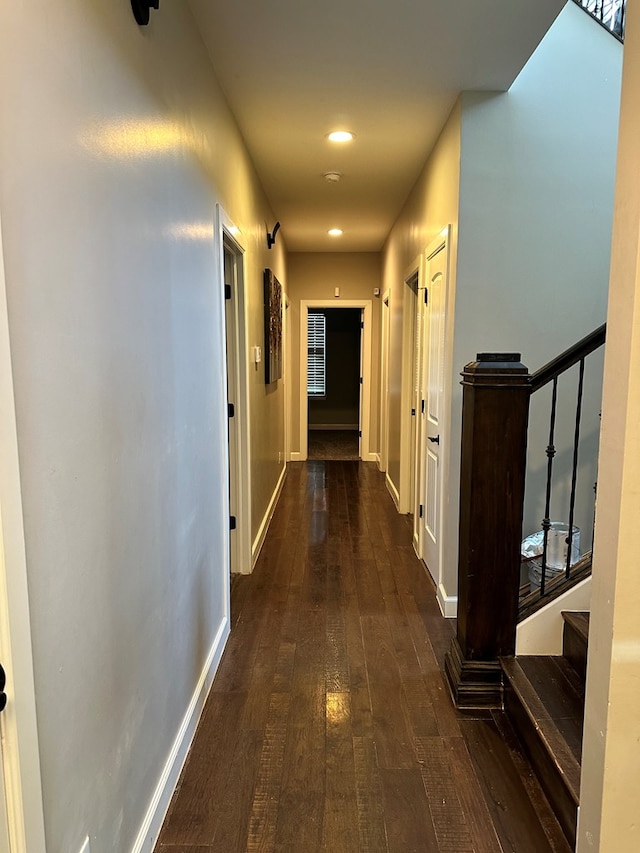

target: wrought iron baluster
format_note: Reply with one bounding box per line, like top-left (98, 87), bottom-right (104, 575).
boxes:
top-left (573, 0), bottom-right (626, 40)
top-left (618, 0), bottom-right (625, 38)
top-left (566, 359), bottom-right (585, 577)
top-left (540, 377), bottom-right (559, 597)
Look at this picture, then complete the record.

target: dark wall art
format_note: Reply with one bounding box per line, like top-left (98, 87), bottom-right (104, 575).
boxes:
top-left (264, 268), bottom-right (283, 384)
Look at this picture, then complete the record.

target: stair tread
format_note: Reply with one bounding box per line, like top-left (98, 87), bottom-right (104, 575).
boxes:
top-left (561, 611), bottom-right (590, 644)
top-left (500, 655), bottom-right (583, 803)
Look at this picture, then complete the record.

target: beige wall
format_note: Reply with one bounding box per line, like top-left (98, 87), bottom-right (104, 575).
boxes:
top-left (578, 1), bottom-right (640, 847)
top-left (0, 1), bottom-right (284, 850)
top-left (381, 102), bottom-right (462, 600)
top-left (287, 253), bottom-right (382, 457)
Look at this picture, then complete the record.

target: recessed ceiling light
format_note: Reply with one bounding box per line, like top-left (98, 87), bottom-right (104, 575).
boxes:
top-left (323, 171), bottom-right (342, 183)
top-left (327, 131), bottom-right (354, 143)
top-left (328, 228), bottom-right (343, 237)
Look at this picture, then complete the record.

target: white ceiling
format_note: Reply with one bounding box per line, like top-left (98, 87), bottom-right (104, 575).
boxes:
top-left (189, 0), bottom-right (566, 252)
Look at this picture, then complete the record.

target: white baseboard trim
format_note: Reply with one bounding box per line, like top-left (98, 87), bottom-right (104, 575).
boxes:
top-left (375, 453), bottom-right (382, 470)
top-left (385, 472), bottom-right (400, 510)
top-left (252, 463), bottom-right (287, 568)
top-left (289, 451), bottom-right (304, 461)
top-left (437, 584), bottom-right (458, 618)
top-left (132, 615), bottom-right (230, 853)
top-left (362, 452), bottom-right (378, 463)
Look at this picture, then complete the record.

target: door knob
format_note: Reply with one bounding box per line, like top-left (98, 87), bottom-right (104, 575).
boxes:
top-left (428, 435), bottom-right (440, 444)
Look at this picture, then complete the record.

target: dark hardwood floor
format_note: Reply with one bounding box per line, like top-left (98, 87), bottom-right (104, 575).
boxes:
top-left (307, 429), bottom-right (360, 460)
top-left (155, 461), bottom-right (570, 853)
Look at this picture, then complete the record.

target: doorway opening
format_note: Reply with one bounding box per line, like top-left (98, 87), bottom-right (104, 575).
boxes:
top-left (299, 300), bottom-right (374, 462)
top-left (307, 307), bottom-right (361, 460)
top-left (218, 208), bottom-right (251, 576)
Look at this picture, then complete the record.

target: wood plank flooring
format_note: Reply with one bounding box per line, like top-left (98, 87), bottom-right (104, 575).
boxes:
top-left (307, 430), bottom-right (360, 460)
top-left (155, 461), bottom-right (570, 853)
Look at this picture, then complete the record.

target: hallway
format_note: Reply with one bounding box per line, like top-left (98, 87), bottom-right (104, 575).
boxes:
top-left (155, 462), bottom-right (570, 853)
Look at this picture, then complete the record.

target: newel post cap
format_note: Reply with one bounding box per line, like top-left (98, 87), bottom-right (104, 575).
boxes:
top-left (461, 353), bottom-right (530, 387)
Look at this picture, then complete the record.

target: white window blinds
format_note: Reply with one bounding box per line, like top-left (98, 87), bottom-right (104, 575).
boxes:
top-left (307, 311), bottom-right (326, 397)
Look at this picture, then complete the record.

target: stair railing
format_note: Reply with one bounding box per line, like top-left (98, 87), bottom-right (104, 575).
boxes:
top-left (519, 324), bottom-right (605, 617)
top-left (444, 325), bottom-right (606, 708)
top-left (571, 0), bottom-right (626, 41)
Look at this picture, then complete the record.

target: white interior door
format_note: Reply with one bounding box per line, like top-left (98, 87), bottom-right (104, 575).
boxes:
top-left (422, 243), bottom-right (447, 582)
top-left (415, 232), bottom-right (449, 587)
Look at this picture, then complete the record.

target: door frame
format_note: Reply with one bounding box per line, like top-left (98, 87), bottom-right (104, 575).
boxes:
top-left (379, 291), bottom-right (391, 474)
top-left (0, 211), bottom-right (47, 851)
top-left (399, 259), bottom-right (421, 515)
top-left (216, 206), bottom-right (252, 576)
top-left (299, 300), bottom-right (374, 461)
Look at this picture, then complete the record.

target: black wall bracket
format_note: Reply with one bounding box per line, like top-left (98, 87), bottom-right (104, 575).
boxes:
top-left (131, 0), bottom-right (160, 26)
top-left (266, 221), bottom-right (281, 249)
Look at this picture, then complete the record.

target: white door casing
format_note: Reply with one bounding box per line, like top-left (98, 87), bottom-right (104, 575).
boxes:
top-left (413, 263), bottom-right (427, 554)
top-left (299, 300), bottom-right (374, 462)
top-left (216, 206), bottom-right (252, 576)
top-left (422, 240), bottom-right (448, 584)
top-left (0, 210), bottom-right (47, 851)
top-left (379, 292), bottom-right (391, 474)
top-left (399, 264), bottom-right (419, 516)
top-left (223, 246), bottom-right (240, 576)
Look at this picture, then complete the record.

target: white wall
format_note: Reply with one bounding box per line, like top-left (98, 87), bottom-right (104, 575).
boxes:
top-left (0, 1), bottom-right (284, 850)
top-left (456, 2), bottom-right (622, 556)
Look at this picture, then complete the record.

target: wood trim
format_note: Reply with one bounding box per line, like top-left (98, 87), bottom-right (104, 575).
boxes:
top-left (385, 472), bottom-right (400, 510)
top-left (518, 553), bottom-right (592, 621)
top-left (444, 638), bottom-right (504, 709)
top-left (217, 205), bottom-right (252, 582)
top-left (436, 584), bottom-right (458, 619)
top-left (530, 324), bottom-right (605, 392)
top-left (251, 463), bottom-right (287, 568)
top-left (131, 617), bottom-right (230, 852)
top-left (398, 261), bottom-right (420, 513)
top-left (446, 354), bottom-right (530, 708)
top-left (299, 301), bottom-right (373, 462)
top-left (0, 209), bottom-right (47, 851)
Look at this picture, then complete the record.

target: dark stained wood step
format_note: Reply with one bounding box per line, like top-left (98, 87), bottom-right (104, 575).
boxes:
top-left (500, 655), bottom-right (584, 850)
top-left (562, 611), bottom-right (590, 684)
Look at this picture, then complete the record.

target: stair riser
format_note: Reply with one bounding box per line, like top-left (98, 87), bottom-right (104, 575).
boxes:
top-left (504, 684), bottom-right (578, 849)
top-left (563, 622), bottom-right (588, 685)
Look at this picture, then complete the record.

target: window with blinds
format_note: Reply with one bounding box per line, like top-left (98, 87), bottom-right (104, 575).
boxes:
top-left (307, 311), bottom-right (326, 397)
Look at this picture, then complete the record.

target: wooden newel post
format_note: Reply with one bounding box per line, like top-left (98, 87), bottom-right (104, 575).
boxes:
top-left (445, 353), bottom-right (530, 708)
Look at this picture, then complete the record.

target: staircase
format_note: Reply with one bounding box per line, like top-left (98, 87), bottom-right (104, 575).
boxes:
top-left (500, 612), bottom-right (589, 849)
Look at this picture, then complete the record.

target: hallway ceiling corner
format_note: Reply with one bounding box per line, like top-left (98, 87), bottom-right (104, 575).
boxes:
top-left (188, 0), bottom-right (566, 252)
